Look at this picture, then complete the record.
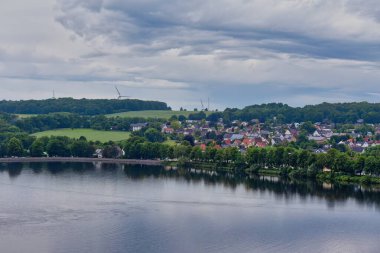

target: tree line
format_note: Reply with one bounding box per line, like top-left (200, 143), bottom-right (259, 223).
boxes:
top-left (0, 98), bottom-right (169, 115)
top-left (208, 102), bottom-right (380, 124)
top-left (13, 113), bottom-right (165, 133)
top-left (122, 138), bottom-right (380, 177)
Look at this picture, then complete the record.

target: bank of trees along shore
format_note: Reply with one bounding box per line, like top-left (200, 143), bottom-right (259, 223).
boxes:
top-left (122, 140), bottom-right (380, 177)
top-left (1, 128), bottom-right (380, 181)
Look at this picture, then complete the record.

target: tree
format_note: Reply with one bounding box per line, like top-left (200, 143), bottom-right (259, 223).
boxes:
top-left (71, 140), bottom-right (94, 157)
top-left (183, 135), bottom-right (195, 146)
top-left (46, 139), bottom-right (70, 157)
top-left (364, 156), bottom-right (377, 175)
top-left (144, 128), bottom-right (165, 143)
top-left (353, 156), bottom-right (365, 175)
top-left (335, 152), bottom-right (353, 174)
top-left (190, 146), bottom-right (203, 161)
top-left (30, 139), bottom-right (45, 157)
top-left (300, 121), bottom-right (316, 134)
top-left (103, 145), bottom-right (122, 158)
top-left (6, 137), bottom-right (24, 157)
top-left (170, 120), bottom-right (181, 130)
top-left (178, 115), bottom-right (186, 122)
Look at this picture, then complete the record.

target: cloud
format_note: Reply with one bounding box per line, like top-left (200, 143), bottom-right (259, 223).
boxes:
top-left (0, 0), bottom-right (380, 109)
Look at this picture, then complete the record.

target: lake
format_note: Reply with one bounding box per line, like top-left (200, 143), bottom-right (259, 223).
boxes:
top-left (0, 162), bottom-right (379, 253)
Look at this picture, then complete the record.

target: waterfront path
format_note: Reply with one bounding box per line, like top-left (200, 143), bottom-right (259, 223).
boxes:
top-left (0, 157), bottom-right (162, 165)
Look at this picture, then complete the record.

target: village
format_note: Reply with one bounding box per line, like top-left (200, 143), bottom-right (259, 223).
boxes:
top-left (130, 118), bottom-right (380, 154)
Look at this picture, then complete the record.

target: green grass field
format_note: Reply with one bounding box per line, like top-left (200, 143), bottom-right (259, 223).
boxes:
top-left (107, 110), bottom-right (213, 119)
top-left (31, 129), bottom-right (130, 142)
top-left (16, 114), bottom-right (38, 118)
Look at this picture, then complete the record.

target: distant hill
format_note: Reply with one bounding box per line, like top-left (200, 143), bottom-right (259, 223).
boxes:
top-left (218, 102), bottom-right (380, 124)
top-left (0, 98), bottom-right (170, 115)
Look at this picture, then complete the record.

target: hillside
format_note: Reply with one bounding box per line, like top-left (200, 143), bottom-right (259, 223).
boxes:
top-left (107, 110), bottom-right (213, 119)
top-left (0, 98), bottom-right (169, 115)
top-left (31, 128), bottom-right (130, 142)
top-left (220, 102), bottom-right (380, 124)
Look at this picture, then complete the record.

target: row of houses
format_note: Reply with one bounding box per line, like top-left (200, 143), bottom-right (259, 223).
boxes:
top-left (132, 118), bottom-right (379, 154)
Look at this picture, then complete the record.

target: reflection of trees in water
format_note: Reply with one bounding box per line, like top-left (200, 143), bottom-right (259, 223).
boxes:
top-left (46, 162), bottom-right (95, 174)
top-left (0, 163), bottom-right (23, 177)
top-left (122, 166), bottom-right (380, 209)
top-left (7, 163), bottom-right (23, 178)
top-left (0, 162), bottom-right (96, 176)
top-left (30, 162), bottom-right (43, 173)
top-left (123, 165), bottom-right (171, 180)
top-left (1, 163), bottom-right (379, 208)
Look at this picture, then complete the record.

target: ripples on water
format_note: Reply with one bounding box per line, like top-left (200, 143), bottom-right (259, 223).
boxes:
top-left (0, 162), bottom-right (379, 253)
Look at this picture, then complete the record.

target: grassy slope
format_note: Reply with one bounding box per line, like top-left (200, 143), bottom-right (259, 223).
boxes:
top-left (16, 114), bottom-right (37, 118)
top-left (107, 110), bottom-right (213, 119)
top-left (31, 129), bottom-right (130, 142)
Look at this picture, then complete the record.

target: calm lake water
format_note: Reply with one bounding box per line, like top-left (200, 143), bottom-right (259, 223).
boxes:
top-left (0, 162), bottom-right (379, 253)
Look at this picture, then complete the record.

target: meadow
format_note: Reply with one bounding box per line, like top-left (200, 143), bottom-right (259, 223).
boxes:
top-left (31, 129), bottom-right (130, 142)
top-left (107, 110), bottom-right (213, 119)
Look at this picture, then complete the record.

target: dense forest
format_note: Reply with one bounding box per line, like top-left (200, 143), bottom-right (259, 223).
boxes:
top-left (13, 113), bottom-right (164, 133)
top-left (216, 102), bottom-right (380, 124)
top-left (0, 98), bottom-right (169, 115)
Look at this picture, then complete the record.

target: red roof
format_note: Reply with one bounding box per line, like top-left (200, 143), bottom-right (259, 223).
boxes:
top-left (224, 139), bottom-right (231, 145)
top-left (256, 142), bottom-right (267, 148)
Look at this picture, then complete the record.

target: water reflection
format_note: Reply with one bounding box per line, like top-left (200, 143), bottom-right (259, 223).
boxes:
top-left (0, 162), bottom-right (379, 253)
top-left (1, 162), bottom-right (378, 210)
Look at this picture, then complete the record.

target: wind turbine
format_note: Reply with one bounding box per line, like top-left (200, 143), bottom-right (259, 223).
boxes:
top-left (200, 99), bottom-right (205, 111)
top-left (115, 86), bottom-right (130, 100)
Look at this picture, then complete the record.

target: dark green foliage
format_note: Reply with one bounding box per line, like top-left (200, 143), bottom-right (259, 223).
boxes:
top-left (102, 145), bottom-right (122, 158)
top-left (15, 113), bottom-right (164, 133)
top-left (6, 137), bottom-right (24, 157)
top-left (46, 138), bottom-right (71, 157)
top-left (144, 128), bottom-right (165, 143)
top-left (300, 121), bottom-right (316, 134)
top-left (188, 111), bottom-right (206, 120)
top-left (221, 102), bottom-right (380, 123)
top-left (183, 135), bottom-right (195, 146)
top-left (70, 140), bottom-right (95, 157)
top-left (0, 98), bottom-right (169, 115)
top-left (30, 139), bottom-right (45, 157)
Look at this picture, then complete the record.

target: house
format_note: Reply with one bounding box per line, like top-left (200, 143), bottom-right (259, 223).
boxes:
top-left (242, 138), bottom-right (254, 148)
top-left (131, 123), bottom-right (148, 131)
top-left (321, 129), bottom-right (333, 138)
top-left (162, 126), bottom-right (174, 134)
top-left (357, 119), bottom-right (364, 124)
top-left (314, 148), bottom-right (326, 154)
top-left (255, 141), bottom-right (267, 148)
top-left (351, 146), bottom-right (365, 153)
top-left (93, 149), bottom-right (103, 158)
top-left (231, 134), bottom-right (244, 141)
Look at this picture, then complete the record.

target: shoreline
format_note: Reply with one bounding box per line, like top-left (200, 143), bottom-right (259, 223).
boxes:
top-left (0, 157), bottom-right (162, 165)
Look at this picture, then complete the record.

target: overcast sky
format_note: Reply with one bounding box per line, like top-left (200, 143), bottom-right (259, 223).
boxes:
top-left (1, 0), bottom-right (380, 109)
